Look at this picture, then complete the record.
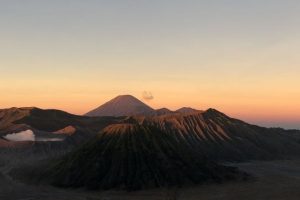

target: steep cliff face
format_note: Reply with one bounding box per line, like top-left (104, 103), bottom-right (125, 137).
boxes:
top-left (39, 123), bottom-right (246, 190)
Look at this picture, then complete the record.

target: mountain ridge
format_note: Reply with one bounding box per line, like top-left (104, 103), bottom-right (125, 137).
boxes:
top-left (3, 100), bottom-right (300, 191)
top-left (34, 122), bottom-right (248, 190)
top-left (1, 102), bottom-right (300, 161)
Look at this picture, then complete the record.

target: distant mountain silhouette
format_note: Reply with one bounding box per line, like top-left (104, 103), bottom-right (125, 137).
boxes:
top-left (155, 108), bottom-right (174, 115)
top-left (85, 95), bottom-right (155, 117)
top-left (84, 95), bottom-right (203, 117)
top-left (176, 107), bottom-right (200, 114)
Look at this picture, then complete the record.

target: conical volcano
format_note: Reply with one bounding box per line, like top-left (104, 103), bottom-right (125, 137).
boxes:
top-left (85, 95), bottom-right (155, 117)
top-left (39, 123), bottom-right (247, 190)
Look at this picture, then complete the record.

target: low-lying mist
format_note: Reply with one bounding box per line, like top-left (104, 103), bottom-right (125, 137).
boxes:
top-left (4, 130), bottom-right (35, 141)
top-left (4, 130), bottom-right (64, 142)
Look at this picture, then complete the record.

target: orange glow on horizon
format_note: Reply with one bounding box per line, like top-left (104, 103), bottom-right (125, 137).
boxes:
top-left (1, 91), bottom-right (299, 129)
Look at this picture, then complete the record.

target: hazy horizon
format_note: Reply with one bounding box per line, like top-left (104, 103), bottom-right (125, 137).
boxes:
top-left (1, 1), bottom-right (300, 129)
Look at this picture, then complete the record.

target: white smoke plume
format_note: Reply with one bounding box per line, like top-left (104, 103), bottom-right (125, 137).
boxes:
top-left (142, 91), bottom-right (154, 101)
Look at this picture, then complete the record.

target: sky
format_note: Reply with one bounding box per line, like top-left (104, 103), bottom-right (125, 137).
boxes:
top-left (0, 0), bottom-right (300, 129)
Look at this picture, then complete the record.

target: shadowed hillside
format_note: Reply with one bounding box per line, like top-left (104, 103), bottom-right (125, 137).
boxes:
top-left (2, 105), bottom-right (300, 191)
top-left (137, 109), bottom-right (300, 161)
top-left (35, 123), bottom-right (247, 191)
top-left (0, 107), bottom-right (124, 151)
top-left (1, 107), bottom-right (300, 160)
top-left (0, 107), bottom-right (123, 135)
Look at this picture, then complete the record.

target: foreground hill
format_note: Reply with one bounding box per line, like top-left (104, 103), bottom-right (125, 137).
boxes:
top-left (30, 109), bottom-right (300, 190)
top-left (3, 104), bottom-right (300, 191)
top-left (35, 123), bottom-right (247, 190)
top-left (0, 138), bottom-right (32, 148)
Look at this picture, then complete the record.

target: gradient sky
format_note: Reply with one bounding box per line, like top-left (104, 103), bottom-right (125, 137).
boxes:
top-left (1, 0), bottom-right (300, 129)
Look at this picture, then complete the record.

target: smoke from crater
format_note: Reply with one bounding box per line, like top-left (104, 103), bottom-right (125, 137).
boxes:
top-left (142, 91), bottom-right (154, 101)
